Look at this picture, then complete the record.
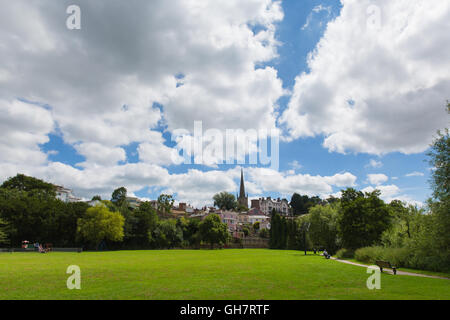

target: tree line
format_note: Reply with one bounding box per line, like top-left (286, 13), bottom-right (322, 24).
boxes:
top-left (0, 175), bottom-right (229, 250)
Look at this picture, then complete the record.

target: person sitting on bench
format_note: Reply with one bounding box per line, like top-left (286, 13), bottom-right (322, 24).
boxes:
top-left (38, 244), bottom-right (48, 253)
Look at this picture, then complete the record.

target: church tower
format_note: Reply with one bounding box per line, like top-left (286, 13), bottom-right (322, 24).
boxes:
top-left (238, 169), bottom-right (248, 208)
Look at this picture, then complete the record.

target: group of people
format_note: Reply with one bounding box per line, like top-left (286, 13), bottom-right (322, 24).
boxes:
top-left (312, 248), bottom-right (331, 259)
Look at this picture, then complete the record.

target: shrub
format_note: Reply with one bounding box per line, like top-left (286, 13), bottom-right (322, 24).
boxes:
top-left (355, 246), bottom-right (413, 267)
top-left (335, 248), bottom-right (355, 259)
top-left (354, 246), bottom-right (384, 264)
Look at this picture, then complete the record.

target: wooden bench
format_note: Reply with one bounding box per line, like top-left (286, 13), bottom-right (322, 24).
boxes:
top-left (376, 260), bottom-right (398, 275)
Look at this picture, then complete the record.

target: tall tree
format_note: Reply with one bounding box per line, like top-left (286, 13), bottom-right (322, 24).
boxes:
top-left (213, 192), bottom-right (237, 211)
top-left (157, 194), bottom-right (174, 217)
top-left (307, 204), bottom-right (339, 254)
top-left (338, 188), bottom-right (391, 250)
top-left (111, 187), bottom-right (127, 207)
top-left (425, 105), bottom-right (450, 269)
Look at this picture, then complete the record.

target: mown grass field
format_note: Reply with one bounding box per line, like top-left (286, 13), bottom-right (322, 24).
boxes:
top-left (0, 249), bottom-right (449, 300)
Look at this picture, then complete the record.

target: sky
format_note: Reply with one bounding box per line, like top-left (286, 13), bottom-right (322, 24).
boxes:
top-left (0, 0), bottom-right (449, 207)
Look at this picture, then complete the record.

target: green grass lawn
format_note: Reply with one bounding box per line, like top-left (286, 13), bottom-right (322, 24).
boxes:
top-left (0, 249), bottom-right (449, 300)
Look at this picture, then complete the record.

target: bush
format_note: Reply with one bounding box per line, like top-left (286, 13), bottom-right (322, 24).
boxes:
top-left (355, 246), bottom-right (413, 267)
top-left (335, 248), bottom-right (355, 259)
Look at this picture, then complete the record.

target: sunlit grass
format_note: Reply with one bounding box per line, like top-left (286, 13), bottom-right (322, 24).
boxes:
top-left (0, 250), bottom-right (448, 300)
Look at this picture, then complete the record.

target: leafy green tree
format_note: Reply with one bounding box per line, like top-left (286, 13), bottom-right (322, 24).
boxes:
top-left (157, 194), bottom-right (174, 217)
top-left (178, 217), bottom-right (201, 247)
top-left (1, 174), bottom-right (56, 196)
top-left (91, 195), bottom-right (102, 201)
top-left (423, 110), bottom-right (450, 270)
top-left (213, 192), bottom-right (237, 211)
top-left (307, 204), bottom-right (339, 254)
top-left (198, 214), bottom-right (229, 249)
top-left (111, 187), bottom-right (127, 207)
top-left (338, 188), bottom-right (391, 250)
top-left (381, 202), bottom-right (423, 248)
top-left (253, 222), bottom-right (260, 232)
top-left (149, 219), bottom-right (182, 249)
top-left (131, 202), bottom-right (158, 246)
top-left (77, 205), bottom-right (125, 248)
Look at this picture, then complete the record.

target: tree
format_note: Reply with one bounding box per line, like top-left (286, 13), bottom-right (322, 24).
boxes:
top-left (198, 214), bottom-right (229, 249)
top-left (213, 192), bottom-right (237, 211)
top-left (307, 204), bottom-right (339, 254)
top-left (382, 201), bottom-right (423, 248)
top-left (131, 202), bottom-right (158, 246)
top-left (91, 195), bottom-right (102, 201)
top-left (428, 105), bottom-right (450, 202)
top-left (424, 108), bottom-right (450, 270)
top-left (0, 218), bottom-right (9, 245)
top-left (1, 174), bottom-right (56, 196)
top-left (178, 217), bottom-right (201, 247)
top-left (269, 210), bottom-right (285, 249)
top-left (286, 219), bottom-right (299, 250)
top-left (111, 187), bottom-right (127, 207)
top-left (77, 205), bottom-right (125, 248)
top-left (157, 194), bottom-right (174, 217)
top-left (338, 188), bottom-right (391, 250)
top-left (290, 193), bottom-right (322, 216)
top-left (149, 219), bottom-right (182, 249)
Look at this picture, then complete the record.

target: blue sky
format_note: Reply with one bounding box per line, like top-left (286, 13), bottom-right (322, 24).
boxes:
top-left (1, 0), bottom-right (448, 207)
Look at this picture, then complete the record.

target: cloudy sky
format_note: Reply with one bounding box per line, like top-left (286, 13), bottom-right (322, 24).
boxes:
top-left (0, 0), bottom-right (448, 207)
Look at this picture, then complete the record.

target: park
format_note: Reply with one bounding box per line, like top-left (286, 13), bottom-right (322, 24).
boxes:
top-left (0, 249), bottom-right (448, 300)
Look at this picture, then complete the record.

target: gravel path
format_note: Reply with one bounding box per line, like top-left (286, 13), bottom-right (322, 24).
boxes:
top-left (331, 257), bottom-right (450, 280)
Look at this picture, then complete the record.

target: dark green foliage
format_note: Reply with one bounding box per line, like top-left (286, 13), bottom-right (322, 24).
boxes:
top-left (198, 214), bottom-right (229, 249)
top-left (0, 218), bottom-right (9, 245)
top-left (0, 188), bottom-right (88, 246)
top-left (286, 219), bottom-right (299, 250)
top-left (179, 217), bottom-right (201, 247)
top-left (338, 188), bottom-right (391, 250)
top-left (290, 193), bottom-right (322, 216)
top-left (1, 174), bottom-right (56, 197)
top-left (149, 219), bottom-right (183, 249)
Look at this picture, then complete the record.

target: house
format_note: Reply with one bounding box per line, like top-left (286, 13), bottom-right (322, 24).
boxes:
top-left (248, 215), bottom-right (270, 225)
top-left (55, 186), bottom-right (81, 203)
top-left (87, 199), bottom-right (102, 207)
top-left (219, 211), bottom-right (239, 233)
top-left (252, 197), bottom-right (291, 216)
top-left (126, 197), bottom-right (142, 209)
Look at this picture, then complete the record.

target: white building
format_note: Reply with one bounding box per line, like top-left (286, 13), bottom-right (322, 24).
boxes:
top-left (252, 197), bottom-right (291, 216)
top-left (55, 186), bottom-right (81, 203)
top-left (248, 215), bottom-right (270, 225)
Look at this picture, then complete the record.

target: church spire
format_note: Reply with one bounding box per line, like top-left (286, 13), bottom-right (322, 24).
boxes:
top-left (238, 168), bottom-right (248, 208)
top-left (239, 168), bottom-right (245, 198)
